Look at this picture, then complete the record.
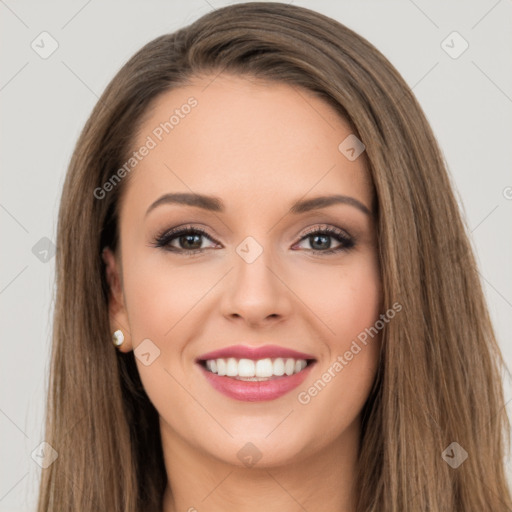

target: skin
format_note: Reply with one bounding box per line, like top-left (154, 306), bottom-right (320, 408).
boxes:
top-left (103, 74), bottom-right (382, 512)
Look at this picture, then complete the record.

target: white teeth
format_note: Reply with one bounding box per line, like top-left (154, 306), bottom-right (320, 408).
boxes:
top-left (217, 358), bottom-right (227, 376)
top-left (273, 358), bottom-right (285, 376)
top-left (284, 358), bottom-right (295, 376)
top-left (203, 357), bottom-right (310, 378)
top-left (226, 358), bottom-right (238, 377)
top-left (238, 358), bottom-right (255, 377)
top-left (255, 358), bottom-right (273, 377)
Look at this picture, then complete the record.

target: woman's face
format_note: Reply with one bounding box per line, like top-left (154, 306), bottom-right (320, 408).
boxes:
top-left (104, 74), bottom-right (382, 467)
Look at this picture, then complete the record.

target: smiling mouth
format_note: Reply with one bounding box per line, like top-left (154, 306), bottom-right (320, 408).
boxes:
top-left (198, 357), bottom-right (316, 381)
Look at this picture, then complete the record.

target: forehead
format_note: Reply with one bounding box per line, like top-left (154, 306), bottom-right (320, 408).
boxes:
top-left (123, 74), bottom-right (372, 216)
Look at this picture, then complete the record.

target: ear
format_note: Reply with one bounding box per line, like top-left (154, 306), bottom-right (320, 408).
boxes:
top-left (102, 246), bottom-right (132, 352)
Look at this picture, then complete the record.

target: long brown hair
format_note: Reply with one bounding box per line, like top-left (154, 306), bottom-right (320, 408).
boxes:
top-left (37, 3), bottom-right (511, 511)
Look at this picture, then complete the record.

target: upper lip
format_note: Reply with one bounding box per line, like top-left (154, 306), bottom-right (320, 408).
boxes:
top-left (196, 344), bottom-right (316, 362)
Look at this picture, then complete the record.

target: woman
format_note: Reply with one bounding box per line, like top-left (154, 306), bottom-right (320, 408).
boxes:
top-left (37, 2), bottom-right (511, 511)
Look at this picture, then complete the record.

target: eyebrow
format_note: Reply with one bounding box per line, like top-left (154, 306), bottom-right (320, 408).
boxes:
top-left (145, 192), bottom-right (372, 217)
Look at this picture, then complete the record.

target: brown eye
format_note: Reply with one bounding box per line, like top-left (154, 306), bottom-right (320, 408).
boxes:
top-left (153, 226), bottom-right (219, 254)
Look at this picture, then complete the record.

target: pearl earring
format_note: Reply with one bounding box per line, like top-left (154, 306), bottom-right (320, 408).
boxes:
top-left (112, 329), bottom-right (124, 347)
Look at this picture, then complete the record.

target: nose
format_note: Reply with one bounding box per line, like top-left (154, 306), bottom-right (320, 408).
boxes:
top-left (219, 242), bottom-right (293, 328)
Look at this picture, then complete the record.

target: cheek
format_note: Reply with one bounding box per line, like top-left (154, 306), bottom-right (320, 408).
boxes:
top-left (120, 253), bottom-right (210, 413)
top-left (294, 253), bottom-right (382, 350)
top-left (121, 251), bottom-right (213, 341)
top-left (334, 265), bottom-right (382, 344)
top-left (292, 254), bottom-right (382, 423)
top-left (262, 254), bottom-right (381, 458)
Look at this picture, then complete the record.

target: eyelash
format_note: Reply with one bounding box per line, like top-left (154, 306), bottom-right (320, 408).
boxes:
top-left (151, 224), bottom-right (355, 256)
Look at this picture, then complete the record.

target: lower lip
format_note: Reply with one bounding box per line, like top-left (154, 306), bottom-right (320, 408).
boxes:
top-left (198, 362), bottom-right (315, 402)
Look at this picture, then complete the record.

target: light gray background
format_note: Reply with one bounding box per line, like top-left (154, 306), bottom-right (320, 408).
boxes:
top-left (1, 1), bottom-right (511, 510)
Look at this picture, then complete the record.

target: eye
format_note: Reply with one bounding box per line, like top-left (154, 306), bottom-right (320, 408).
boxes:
top-left (293, 225), bottom-right (355, 254)
top-left (151, 224), bottom-right (355, 256)
top-left (152, 225), bottom-right (219, 255)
